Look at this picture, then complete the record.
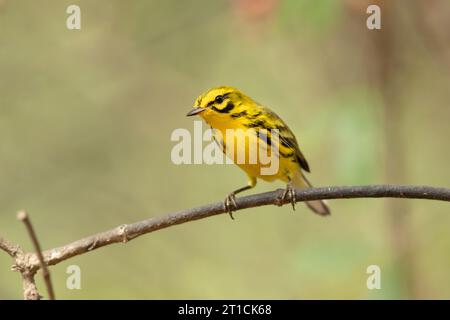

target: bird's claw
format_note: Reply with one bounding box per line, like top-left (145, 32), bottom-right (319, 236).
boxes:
top-left (224, 193), bottom-right (238, 220)
top-left (276, 185), bottom-right (296, 210)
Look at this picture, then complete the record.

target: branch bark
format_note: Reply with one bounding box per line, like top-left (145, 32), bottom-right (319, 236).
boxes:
top-left (0, 236), bottom-right (22, 259)
top-left (18, 184), bottom-right (450, 270)
top-left (0, 237), bottom-right (40, 300)
top-left (1, 184), bottom-right (449, 299)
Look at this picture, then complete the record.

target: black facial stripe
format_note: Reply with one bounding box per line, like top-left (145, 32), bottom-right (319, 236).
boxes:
top-left (207, 93), bottom-right (231, 108)
top-left (212, 101), bottom-right (235, 113)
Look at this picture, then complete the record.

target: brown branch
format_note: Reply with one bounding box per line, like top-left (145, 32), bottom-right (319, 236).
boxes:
top-left (0, 237), bottom-right (40, 300)
top-left (22, 184), bottom-right (450, 271)
top-left (1, 184), bottom-right (449, 299)
top-left (17, 211), bottom-right (55, 300)
top-left (21, 271), bottom-right (40, 300)
top-left (0, 236), bottom-right (22, 259)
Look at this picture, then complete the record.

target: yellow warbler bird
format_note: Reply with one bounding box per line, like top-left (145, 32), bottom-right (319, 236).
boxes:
top-left (187, 86), bottom-right (330, 218)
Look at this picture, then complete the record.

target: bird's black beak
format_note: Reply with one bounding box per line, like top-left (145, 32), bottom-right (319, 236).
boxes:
top-left (186, 107), bottom-right (205, 117)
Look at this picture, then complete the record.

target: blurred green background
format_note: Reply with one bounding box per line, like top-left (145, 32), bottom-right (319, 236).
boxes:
top-left (1, 0), bottom-right (449, 299)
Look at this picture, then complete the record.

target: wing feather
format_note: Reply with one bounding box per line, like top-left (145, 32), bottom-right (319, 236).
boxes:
top-left (250, 106), bottom-right (311, 173)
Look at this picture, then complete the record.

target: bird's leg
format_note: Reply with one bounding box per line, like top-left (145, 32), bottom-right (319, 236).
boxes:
top-left (224, 185), bottom-right (252, 220)
top-left (224, 177), bottom-right (256, 220)
top-left (276, 181), bottom-right (296, 210)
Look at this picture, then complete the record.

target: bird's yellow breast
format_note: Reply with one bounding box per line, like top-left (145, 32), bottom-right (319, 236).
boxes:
top-left (210, 120), bottom-right (294, 183)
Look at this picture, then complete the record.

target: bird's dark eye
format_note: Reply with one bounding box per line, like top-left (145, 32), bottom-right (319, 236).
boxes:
top-left (215, 95), bottom-right (224, 104)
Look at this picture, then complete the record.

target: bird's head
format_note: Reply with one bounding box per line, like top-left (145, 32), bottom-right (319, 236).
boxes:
top-left (187, 86), bottom-right (250, 123)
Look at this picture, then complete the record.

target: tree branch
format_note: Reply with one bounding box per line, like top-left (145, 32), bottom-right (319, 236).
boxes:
top-left (0, 236), bottom-right (22, 259)
top-left (1, 184), bottom-right (449, 299)
top-left (21, 271), bottom-right (40, 300)
top-left (0, 236), bottom-right (40, 299)
top-left (20, 184), bottom-right (450, 271)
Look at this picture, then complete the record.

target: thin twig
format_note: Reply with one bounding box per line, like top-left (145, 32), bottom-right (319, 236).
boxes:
top-left (17, 211), bottom-right (55, 300)
top-left (0, 236), bottom-right (22, 258)
top-left (15, 184), bottom-right (449, 271)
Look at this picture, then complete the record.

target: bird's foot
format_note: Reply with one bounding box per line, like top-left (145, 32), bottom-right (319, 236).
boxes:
top-left (224, 193), bottom-right (238, 220)
top-left (276, 185), bottom-right (296, 210)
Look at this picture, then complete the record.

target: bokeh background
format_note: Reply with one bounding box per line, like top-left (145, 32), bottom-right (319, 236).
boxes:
top-left (1, 0), bottom-right (449, 299)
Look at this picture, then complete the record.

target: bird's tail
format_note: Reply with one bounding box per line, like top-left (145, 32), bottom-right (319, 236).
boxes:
top-left (292, 173), bottom-right (330, 216)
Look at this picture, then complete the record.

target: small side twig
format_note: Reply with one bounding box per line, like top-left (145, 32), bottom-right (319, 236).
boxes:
top-left (0, 236), bottom-right (22, 259)
top-left (17, 211), bottom-right (55, 300)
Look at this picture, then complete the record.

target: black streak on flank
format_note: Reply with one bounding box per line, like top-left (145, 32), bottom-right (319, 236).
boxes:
top-left (280, 150), bottom-right (294, 159)
top-left (212, 132), bottom-right (226, 153)
top-left (256, 130), bottom-right (272, 146)
top-left (247, 111), bottom-right (262, 119)
top-left (244, 119), bottom-right (273, 130)
top-left (230, 110), bottom-right (248, 118)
